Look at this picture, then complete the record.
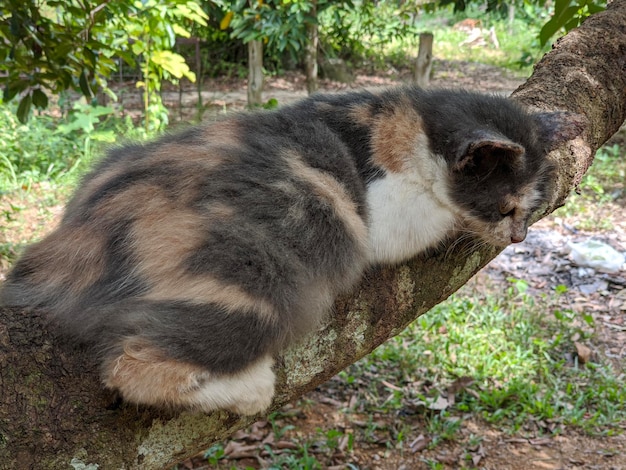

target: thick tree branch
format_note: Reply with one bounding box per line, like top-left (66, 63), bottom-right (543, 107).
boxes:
top-left (1, 2), bottom-right (625, 468)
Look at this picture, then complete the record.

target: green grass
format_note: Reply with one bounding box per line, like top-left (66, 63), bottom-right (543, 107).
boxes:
top-left (340, 279), bottom-right (625, 437)
top-left (554, 142), bottom-right (626, 231)
top-left (364, 2), bottom-right (550, 76)
top-left (0, 105), bottom-right (84, 192)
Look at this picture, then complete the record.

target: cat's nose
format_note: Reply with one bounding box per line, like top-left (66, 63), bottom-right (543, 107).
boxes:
top-left (511, 234), bottom-right (525, 243)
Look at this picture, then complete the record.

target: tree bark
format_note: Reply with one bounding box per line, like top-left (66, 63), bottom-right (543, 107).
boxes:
top-left (414, 32), bottom-right (433, 87)
top-left (304, 0), bottom-right (319, 94)
top-left (1, 2), bottom-right (626, 468)
top-left (247, 40), bottom-right (264, 107)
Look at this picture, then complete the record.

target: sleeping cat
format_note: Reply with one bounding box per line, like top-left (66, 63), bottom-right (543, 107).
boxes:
top-left (0, 86), bottom-right (580, 416)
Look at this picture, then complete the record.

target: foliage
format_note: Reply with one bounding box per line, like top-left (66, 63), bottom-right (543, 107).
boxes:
top-left (0, 0), bottom-right (610, 125)
top-left (0, 0), bottom-right (207, 128)
top-left (435, 0), bottom-right (606, 47)
top-left (0, 98), bottom-right (142, 192)
top-left (0, 0), bottom-right (117, 122)
top-left (217, 0), bottom-right (317, 56)
top-left (0, 101), bottom-right (86, 190)
top-left (318, 0), bottom-right (419, 65)
top-left (539, 0), bottom-right (605, 46)
top-left (106, 0), bottom-right (208, 131)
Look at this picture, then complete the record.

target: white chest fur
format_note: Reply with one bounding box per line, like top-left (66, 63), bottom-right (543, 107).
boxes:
top-left (365, 154), bottom-right (458, 265)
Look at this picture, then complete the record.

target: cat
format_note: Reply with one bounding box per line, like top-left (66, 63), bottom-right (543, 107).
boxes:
top-left (0, 86), bottom-right (581, 416)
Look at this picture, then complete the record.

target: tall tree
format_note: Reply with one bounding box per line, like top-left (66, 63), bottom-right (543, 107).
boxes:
top-left (247, 39), bottom-right (264, 106)
top-left (304, 0), bottom-right (319, 94)
top-left (0, 2), bottom-right (625, 468)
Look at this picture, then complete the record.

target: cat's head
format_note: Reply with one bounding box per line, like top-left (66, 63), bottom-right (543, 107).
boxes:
top-left (433, 97), bottom-right (585, 247)
top-left (448, 127), bottom-right (555, 247)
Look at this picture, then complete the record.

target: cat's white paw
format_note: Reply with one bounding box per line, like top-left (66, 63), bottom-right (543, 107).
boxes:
top-left (188, 355), bottom-right (276, 416)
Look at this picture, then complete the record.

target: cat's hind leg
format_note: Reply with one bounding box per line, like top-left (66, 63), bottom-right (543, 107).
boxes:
top-left (183, 354), bottom-right (275, 415)
top-left (102, 337), bottom-right (275, 416)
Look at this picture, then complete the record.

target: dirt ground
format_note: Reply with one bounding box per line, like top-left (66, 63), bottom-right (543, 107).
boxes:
top-left (2, 60), bottom-right (625, 469)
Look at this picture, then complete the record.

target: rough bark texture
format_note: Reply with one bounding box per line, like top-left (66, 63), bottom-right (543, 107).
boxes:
top-left (304, 0), bottom-right (319, 94)
top-left (1, 3), bottom-right (626, 469)
top-left (247, 40), bottom-right (264, 107)
top-left (414, 32), bottom-right (433, 88)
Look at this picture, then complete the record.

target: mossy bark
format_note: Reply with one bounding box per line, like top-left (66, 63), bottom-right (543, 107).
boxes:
top-left (1, 2), bottom-right (625, 468)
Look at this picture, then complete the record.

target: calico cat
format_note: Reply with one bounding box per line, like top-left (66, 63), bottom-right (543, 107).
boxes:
top-left (0, 86), bottom-right (579, 416)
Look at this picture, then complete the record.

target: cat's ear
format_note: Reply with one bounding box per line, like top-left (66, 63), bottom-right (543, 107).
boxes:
top-left (533, 111), bottom-right (588, 152)
top-left (454, 132), bottom-right (525, 173)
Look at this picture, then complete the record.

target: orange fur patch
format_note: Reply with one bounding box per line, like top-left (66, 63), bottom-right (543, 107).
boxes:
top-left (348, 104), bottom-right (375, 127)
top-left (23, 224), bottom-right (106, 293)
top-left (102, 337), bottom-right (210, 406)
top-left (370, 101), bottom-right (424, 173)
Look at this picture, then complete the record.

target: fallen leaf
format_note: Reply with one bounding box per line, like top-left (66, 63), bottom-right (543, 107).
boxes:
top-left (574, 342), bottom-right (592, 364)
top-left (409, 434), bottom-right (430, 453)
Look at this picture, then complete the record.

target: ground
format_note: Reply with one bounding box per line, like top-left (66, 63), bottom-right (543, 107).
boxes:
top-left (1, 60), bottom-right (624, 470)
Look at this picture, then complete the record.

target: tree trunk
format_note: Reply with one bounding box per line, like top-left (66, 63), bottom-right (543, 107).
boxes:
top-left (1, 3), bottom-right (626, 468)
top-left (414, 32), bottom-right (433, 88)
top-left (305, 0), bottom-right (319, 94)
top-left (247, 40), bottom-right (264, 107)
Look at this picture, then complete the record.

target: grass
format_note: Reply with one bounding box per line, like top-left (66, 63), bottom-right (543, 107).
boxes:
top-left (554, 142), bottom-right (626, 231)
top-left (362, 2), bottom-right (551, 77)
top-left (346, 278), bottom-right (625, 435)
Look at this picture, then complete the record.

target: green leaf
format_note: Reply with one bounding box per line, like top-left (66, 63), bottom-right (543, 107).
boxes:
top-left (172, 24), bottom-right (191, 38)
top-left (587, 2), bottom-right (605, 14)
top-left (3, 81), bottom-right (27, 102)
top-left (90, 130), bottom-right (118, 142)
top-left (150, 50), bottom-right (193, 80)
top-left (540, 0), bottom-right (581, 46)
top-left (31, 89), bottom-right (49, 109)
top-left (16, 94), bottom-right (32, 123)
top-left (78, 70), bottom-right (93, 98)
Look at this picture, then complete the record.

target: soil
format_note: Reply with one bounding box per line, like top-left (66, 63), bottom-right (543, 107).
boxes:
top-left (2, 60), bottom-right (625, 469)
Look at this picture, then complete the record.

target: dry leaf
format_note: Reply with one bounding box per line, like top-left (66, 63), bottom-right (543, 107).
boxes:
top-left (574, 342), bottom-right (592, 364)
top-left (409, 434), bottom-right (430, 453)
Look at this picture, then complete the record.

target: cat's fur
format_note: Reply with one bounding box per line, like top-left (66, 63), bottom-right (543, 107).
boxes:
top-left (0, 86), bottom-right (579, 415)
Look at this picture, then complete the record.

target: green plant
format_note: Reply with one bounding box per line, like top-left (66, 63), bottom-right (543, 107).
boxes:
top-left (336, 271), bottom-right (625, 439)
top-left (0, 101), bottom-right (84, 189)
top-left (426, 412), bottom-right (462, 447)
top-left (264, 443), bottom-right (322, 470)
top-left (203, 443), bottom-right (226, 465)
top-left (539, 0), bottom-right (605, 46)
top-left (0, 0), bottom-right (207, 129)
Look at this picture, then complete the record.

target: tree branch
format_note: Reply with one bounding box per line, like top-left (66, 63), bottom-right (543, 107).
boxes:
top-left (1, 2), bottom-right (625, 468)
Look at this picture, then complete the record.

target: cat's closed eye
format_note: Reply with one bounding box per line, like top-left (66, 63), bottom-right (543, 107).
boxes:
top-left (499, 201), bottom-right (517, 217)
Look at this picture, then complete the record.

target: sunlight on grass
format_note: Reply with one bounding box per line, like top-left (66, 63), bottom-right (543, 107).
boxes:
top-left (554, 143), bottom-right (626, 231)
top-left (344, 278), bottom-right (626, 435)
